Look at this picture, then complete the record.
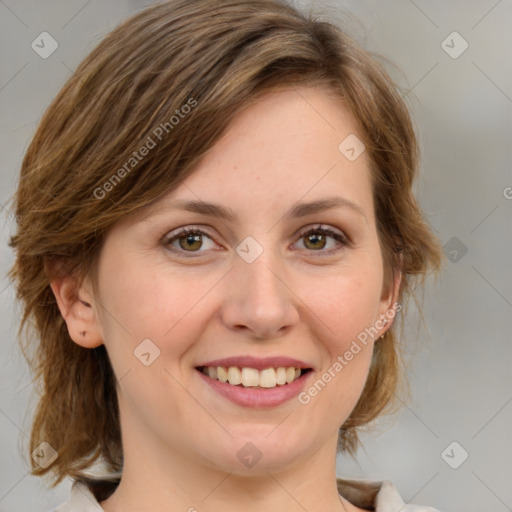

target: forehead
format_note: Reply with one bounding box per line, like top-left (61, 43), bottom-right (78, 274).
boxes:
top-left (132, 86), bottom-right (374, 226)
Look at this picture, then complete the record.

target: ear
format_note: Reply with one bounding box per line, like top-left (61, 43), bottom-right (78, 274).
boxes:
top-left (49, 272), bottom-right (103, 349)
top-left (376, 266), bottom-right (402, 338)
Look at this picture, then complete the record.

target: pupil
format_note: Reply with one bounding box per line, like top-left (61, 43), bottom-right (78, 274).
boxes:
top-left (181, 233), bottom-right (201, 250)
top-left (307, 233), bottom-right (325, 249)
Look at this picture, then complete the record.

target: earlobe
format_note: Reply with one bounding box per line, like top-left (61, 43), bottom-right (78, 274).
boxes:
top-left (49, 274), bottom-right (103, 349)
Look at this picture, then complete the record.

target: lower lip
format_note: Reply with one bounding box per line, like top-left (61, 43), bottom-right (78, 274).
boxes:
top-left (196, 369), bottom-right (311, 409)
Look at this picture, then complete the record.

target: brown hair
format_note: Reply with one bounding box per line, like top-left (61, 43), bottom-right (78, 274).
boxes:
top-left (8, 0), bottom-right (444, 487)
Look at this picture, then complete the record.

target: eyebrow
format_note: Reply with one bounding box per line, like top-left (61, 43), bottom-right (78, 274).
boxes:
top-left (143, 196), bottom-right (367, 223)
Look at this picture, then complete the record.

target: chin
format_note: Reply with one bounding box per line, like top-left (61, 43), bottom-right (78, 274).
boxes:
top-left (200, 425), bottom-right (312, 474)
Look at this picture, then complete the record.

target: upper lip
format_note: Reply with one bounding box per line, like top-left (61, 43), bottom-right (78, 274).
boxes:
top-left (196, 356), bottom-right (313, 371)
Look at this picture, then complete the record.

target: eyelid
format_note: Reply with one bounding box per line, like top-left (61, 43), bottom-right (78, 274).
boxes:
top-left (162, 224), bottom-right (217, 242)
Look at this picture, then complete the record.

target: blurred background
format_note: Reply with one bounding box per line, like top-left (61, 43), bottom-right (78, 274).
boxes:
top-left (0, 1), bottom-right (510, 511)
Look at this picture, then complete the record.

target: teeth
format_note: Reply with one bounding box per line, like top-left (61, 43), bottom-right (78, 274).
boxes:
top-left (259, 368), bottom-right (277, 388)
top-left (276, 367), bottom-right (287, 385)
top-left (227, 367), bottom-right (241, 385)
top-left (217, 366), bottom-right (228, 383)
top-left (201, 366), bottom-right (306, 388)
top-left (241, 367), bottom-right (259, 387)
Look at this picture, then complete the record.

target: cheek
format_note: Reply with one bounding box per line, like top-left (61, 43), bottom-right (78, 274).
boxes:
top-left (313, 266), bottom-right (384, 352)
top-left (95, 250), bottom-right (219, 372)
top-left (298, 265), bottom-right (384, 411)
top-left (94, 254), bottom-right (207, 425)
top-left (99, 249), bottom-right (172, 334)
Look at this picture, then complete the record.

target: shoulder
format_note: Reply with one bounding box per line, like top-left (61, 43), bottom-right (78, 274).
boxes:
top-left (337, 477), bottom-right (442, 512)
top-left (53, 479), bottom-right (118, 512)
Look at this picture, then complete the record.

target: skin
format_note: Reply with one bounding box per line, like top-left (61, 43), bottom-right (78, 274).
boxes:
top-left (51, 86), bottom-right (401, 512)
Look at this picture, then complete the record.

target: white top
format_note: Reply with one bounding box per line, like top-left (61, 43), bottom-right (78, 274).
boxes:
top-left (53, 478), bottom-right (442, 511)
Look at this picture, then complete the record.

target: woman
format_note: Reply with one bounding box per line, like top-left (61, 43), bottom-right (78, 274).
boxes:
top-left (8, 0), bottom-right (444, 510)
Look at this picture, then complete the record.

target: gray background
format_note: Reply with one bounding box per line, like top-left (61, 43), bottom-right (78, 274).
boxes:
top-left (1, 1), bottom-right (511, 511)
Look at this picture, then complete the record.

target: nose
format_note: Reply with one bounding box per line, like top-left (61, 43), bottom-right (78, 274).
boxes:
top-left (220, 251), bottom-right (300, 340)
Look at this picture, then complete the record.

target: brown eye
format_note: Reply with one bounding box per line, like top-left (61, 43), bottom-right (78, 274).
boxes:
top-left (296, 226), bottom-right (348, 254)
top-left (164, 227), bottom-right (217, 255)
top-left (178, 231), bottom-right (203, 251)
top-left (303, 231), bottom-right (328, 250)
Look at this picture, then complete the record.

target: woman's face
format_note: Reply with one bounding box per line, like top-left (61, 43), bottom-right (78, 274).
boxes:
top-left (87, 87), bottom-right (399, 475)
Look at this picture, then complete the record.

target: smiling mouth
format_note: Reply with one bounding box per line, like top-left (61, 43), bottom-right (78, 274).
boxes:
top-left (196, 366), bottom-right (312, 389)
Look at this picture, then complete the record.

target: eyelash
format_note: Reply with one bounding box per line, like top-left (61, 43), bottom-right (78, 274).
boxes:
top-left (162, 225), bottom-right (349, 258)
